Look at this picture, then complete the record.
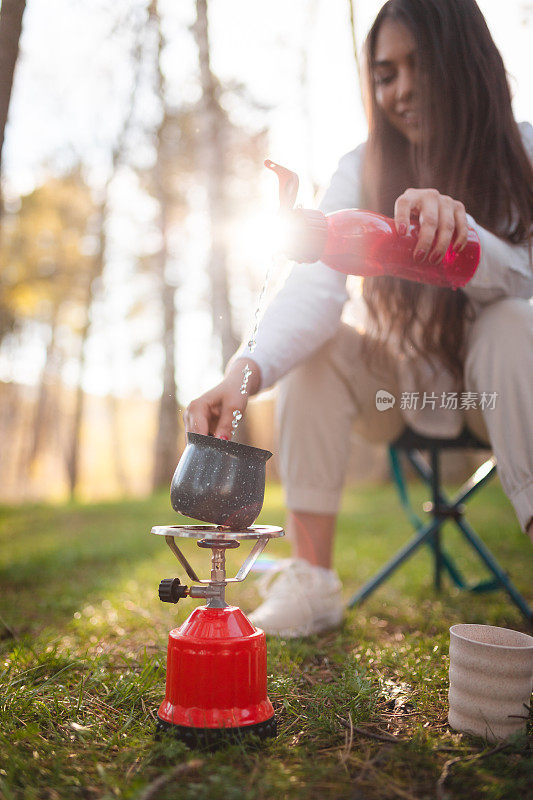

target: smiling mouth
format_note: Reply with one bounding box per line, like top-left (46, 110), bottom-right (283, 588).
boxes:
top-left (398, 110), bottom-right (419, 126)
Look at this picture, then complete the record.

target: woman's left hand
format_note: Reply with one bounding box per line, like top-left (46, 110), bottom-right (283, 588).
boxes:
top-left (394, 188), bottom-right (469, 264)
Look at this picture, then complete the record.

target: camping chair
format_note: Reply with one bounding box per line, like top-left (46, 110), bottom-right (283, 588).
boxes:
top-left (348, 425), bottom-right (533, 621)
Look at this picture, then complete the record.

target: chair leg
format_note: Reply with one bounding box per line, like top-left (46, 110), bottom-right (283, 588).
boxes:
top-left (422, 455), bottom-right (530, 609)
top-left (406, 449), bottom-right (503, 593)
top-left (430, 450), bottom-right (443, 592)
top-left (347, 515), bottom-right (443, 606)
top-left (454, 515), bottom-right (533, 621)
top-left (349, 447), bottom-right (533, 622)
top-left (390, 447), bottom-right (474, 590)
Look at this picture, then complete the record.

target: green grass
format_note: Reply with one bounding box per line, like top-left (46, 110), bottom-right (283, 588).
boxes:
top-left (0, 479), bottom-right (532, 800)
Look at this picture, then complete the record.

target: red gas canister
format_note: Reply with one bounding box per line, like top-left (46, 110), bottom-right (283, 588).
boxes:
top-left (158, 605), bottom-right (276, 740)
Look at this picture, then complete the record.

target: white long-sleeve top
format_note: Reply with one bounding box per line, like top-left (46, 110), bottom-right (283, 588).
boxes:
top-left (238, 121), bottom-right (533, 437)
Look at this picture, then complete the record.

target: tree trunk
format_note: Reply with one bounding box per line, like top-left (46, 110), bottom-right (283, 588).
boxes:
top-left (64, 33), bottom-right (142, 498)
top-left (29, 303), bottom-right (60, 465)
top-left (299, 0), bottom-right (319, 196)
top-left (151, 160), bottom-right (179, 489)
top-left (193, 0), bottom-right (240, 369)
top-left (150, 0), bottom-right (180, 490)
top-left (347, 0), bottom-right (361, 81)
top-left (151, 242), bottom-right (179, 490)
top-left (0, 0), bottom-right (26, 218)
top-left (105, 392), bottom-right (128, 495)
top-left (65, 358), bottom-right (86, 498)
top-left (65, 202), bottom-right (105, 498)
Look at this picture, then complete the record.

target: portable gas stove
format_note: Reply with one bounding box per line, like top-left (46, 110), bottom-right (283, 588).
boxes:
top-left (152, 522), bottom-right (284, 746)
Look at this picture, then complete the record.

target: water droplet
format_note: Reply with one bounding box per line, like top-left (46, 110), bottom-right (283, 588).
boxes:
top-left (231, 409), bottom-right (243, 433)
top-left (238, 363), bottom-right (253, 397)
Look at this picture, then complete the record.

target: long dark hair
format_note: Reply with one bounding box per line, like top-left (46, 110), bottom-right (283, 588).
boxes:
top-left (360, 0), bottom-right (533, 381)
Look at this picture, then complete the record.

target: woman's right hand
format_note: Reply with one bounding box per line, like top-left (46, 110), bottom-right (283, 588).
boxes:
top-left (183, 358), bottom-right (262, 440)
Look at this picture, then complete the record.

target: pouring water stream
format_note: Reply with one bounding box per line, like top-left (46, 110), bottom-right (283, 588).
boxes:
top-left (231, 160), bottom-right (299, 437)
top-left (231, 255), bottom-right (278, 436)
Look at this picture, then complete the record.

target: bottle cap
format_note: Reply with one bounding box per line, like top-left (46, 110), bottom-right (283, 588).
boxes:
top-left (285, 208), bottom-right (329, 263)
top-left (264, 160), bottom-right (328, 262)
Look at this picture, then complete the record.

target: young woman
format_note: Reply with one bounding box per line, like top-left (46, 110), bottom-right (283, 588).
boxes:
top-left (184, 0), bottom-right (533, 636)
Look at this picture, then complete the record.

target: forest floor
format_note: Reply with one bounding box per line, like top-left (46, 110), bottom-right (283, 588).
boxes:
top-left (0, 479), bottom-right (532, 800)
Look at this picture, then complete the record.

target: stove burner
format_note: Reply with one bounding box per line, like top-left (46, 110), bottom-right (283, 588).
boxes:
top-left (151, 523), bottom-right (284, 540)
top-left (152, 523), bottom-right (283, 606)
top-left (152, 522), bottom-right (284, 745)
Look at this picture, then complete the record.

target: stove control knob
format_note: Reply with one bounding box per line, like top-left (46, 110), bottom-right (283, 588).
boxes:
top-left (158, 578), bottom-right (188, 604)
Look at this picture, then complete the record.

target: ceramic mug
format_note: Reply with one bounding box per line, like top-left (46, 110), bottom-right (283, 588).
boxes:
top-left (448, 623), bottom-right (533, 741)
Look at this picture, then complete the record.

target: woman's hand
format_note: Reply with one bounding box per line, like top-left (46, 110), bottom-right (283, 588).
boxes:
top-left (183, 358), bottom-right (261, 440)
top-left (394, 188), bottom-right (469, 264)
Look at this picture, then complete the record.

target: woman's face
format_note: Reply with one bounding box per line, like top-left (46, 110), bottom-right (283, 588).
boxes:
top-left (372, 18), bottom-right (421, 144)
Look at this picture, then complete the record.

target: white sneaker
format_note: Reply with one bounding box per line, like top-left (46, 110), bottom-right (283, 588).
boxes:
top-left (247, 558), bottom-right (344, 637)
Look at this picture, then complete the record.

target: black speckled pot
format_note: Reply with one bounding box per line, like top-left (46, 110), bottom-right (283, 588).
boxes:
top-left (170, 432), bottom-right (272, 529)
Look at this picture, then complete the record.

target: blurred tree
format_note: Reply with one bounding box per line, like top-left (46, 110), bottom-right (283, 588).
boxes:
top-left (348, 0), bottom-right (361, 81)
top-left (190, 0), bottom-right (270, 450)
top-left (137, 77), bottom-right (268, 482)
top-left (66, 22), bottom-right (144, 498)
top-left (0, 0), bottom-right (25, 219)
top-left (0, 169), bottom-right (96, 483)
top-left (0, 0), bottom-right (27, 342)
top-left (147, 0), bottom-right (182, 490)
top-left (1, 0), bottom-right (271, 500)
top-left (65, 195), bottom-right (105, 496)
top-left (193, 0), bottom-right (240, 369)
top-left (1, 170), bottom-right (95, 328)
top-left (299, 0), bottom-right (319, 196)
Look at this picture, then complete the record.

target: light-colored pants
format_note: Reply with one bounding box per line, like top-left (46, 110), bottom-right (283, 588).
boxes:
top-left (277, 297), bottom-right (533, 533)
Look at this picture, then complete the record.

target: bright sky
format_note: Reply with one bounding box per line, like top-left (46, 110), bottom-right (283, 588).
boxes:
top-left (1, 0), bottom-right (532, 402)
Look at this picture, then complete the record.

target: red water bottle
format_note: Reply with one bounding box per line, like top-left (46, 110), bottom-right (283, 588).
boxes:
top-left (265, 160), bottom-right (480, 289)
